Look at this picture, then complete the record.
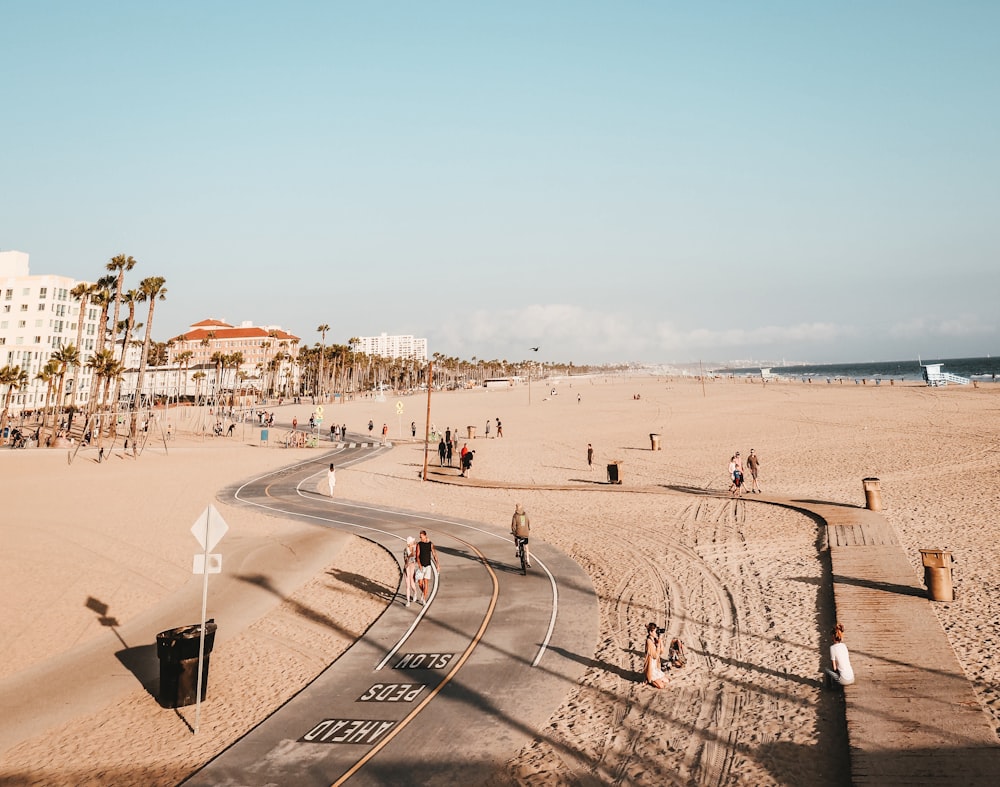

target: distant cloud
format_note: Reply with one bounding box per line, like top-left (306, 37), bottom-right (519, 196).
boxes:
top-left (889, 315), bottom-right (995, 339)
top-left (432, 304), bottom-right (871, 362)
top-left (655, 320), bottom-right (857, 351)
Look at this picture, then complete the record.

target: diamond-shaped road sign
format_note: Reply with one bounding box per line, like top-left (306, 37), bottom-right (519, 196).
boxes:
top-left (191, 504), bottom-right (229, 552)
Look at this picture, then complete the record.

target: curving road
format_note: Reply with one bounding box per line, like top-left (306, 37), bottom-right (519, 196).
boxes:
top-left (185, 442), bottom-right (599, 786)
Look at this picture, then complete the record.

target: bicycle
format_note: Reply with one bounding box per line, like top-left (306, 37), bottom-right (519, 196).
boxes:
top-left (514, 536), bottom-right (529, 575)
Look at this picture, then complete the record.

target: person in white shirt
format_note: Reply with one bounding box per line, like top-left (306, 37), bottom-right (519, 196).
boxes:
top-left (825, 623), bottom-right (855, 687)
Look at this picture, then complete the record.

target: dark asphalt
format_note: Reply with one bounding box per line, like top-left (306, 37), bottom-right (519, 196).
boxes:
top-left (184, 441), bottom-right (599, 786)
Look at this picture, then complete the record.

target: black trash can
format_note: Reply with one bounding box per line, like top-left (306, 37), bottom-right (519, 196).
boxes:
top-left (156, 620), bottom-right (217, 708)
top-left (607, 461), bottom-right (622, 485)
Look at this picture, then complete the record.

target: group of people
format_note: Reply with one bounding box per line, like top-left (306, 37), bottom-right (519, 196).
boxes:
top-left (435, 428), bottom-right (476, 476)
top-left (401, 530), bottom-right (441, 606)
top-left (728, 448), bottom-right (761, 497)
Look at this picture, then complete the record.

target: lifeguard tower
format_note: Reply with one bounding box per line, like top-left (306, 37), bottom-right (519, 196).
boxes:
top-left (920, 362), bottom-right (969, 387)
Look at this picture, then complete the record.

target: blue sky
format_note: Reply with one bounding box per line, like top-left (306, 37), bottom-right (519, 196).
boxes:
top-left (2, 2), bottom-right (997, 365)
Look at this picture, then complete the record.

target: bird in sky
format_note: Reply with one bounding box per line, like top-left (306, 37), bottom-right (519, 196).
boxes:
top-left (530, 347), bottom-right (539, 352)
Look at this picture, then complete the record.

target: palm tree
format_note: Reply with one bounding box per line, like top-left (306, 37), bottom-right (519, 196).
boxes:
top-left (106, 254), bottom-right (137, 361)
top-left (85, 275), bottom-right (116, 409)
top-left (316, 324), bottom-right (329, 400)
top-left (0, 364), bottom-right (29, 437)
top-left (50, 345), bottom-right (79, 436)
top-left (210, 351), bottom-right (225, 403)
top-left (175, 350), bottom-right (193, 402)
top-left (130, 276), bottom-right (166, 449)
top-left (36, 361), bottom-right (58, 441)
top-left (192, 370), bottom-right (207, 404)
top-left (69, 282), bottom-right (97, 409)
top-left (111, 288), bottom-right (140, 414)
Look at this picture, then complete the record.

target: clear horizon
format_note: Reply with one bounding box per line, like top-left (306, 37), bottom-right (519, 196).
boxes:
top-left (2, 3), bottom-right (997, 365)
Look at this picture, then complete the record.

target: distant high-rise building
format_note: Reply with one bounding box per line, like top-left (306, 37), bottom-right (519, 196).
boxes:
top-left (0, 251), bottom-right (101, 414)
top-left (352, 332), bottom-right (428, 361)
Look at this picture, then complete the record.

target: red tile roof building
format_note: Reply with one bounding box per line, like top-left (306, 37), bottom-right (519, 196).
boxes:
top-left (169, 319), bottom-right (300, 387)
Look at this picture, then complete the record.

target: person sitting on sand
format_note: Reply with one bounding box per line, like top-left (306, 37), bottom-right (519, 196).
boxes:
top-left (644, 622), bottom-right (667, 689)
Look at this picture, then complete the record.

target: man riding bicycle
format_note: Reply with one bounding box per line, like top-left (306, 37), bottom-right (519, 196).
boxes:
top-left (511, 503), bottom-right (531, 568)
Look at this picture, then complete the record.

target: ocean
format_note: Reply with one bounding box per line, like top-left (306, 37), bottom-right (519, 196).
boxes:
top-left (711, 356), bottom-right (1000, 383)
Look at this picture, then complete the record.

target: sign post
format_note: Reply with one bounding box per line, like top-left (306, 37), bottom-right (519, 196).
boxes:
top-left (395, 400), bottom-right (404, 438)
top-left (191, 504), bottom-right (228, 733)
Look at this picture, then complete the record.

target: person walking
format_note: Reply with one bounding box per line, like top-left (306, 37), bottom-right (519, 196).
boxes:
top-left (824, 623), bottom-right (855, 687)
top-left (746, 448), bottom-right (761, 493)
top-left (415, 530), bottom-right (440, 603)
top-left (368, 419), bottom-right (374, 436)
top-left (411, 420), bottom-right (416, 437)
top-left (402, 536), bottom-right (419, 606)
top-left (511, 503), bottom-right (531, 567)
top-left (327, 464), bottom-right (336, 497)
top-left (729, 454), bottom-right (744, 498)
top-left (438, 437), bottom-right (447, 467)
top-left (587, 443), bottom-right (594, 470)
top-left (495, 418), bottom-right (503, 438)
top-left (644, 622), bottom-right (667, 689)
top-left (382, 423), bottom-right (388, 445)
top-left (485, 420), bottom-right (491, 438)
top-left (445, 439), bottom-right (453, 467)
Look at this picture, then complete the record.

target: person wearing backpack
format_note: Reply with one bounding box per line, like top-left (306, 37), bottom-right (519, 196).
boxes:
top-left (511, 503), bottom-right (531, 567)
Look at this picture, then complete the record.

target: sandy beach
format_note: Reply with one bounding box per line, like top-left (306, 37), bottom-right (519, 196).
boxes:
top-left (2, 376), bottom-right (998, 785)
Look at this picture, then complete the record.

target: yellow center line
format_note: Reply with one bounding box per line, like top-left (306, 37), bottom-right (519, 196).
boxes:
top-left (331, 531), bottom-right (500, 786)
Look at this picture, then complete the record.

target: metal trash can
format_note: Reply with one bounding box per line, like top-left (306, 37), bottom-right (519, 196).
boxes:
top-left (467, 425), bottom-right (476, 439)
top-left (607, 461), bottom-right (622, 485)
top-left (156, 620), bottom-right (218, 708)
top-left (920, 549), bottom-right (954, 602)
top-left (862, 477), bottom-right (882, 511)
top-left (649, 433), bottom-right (662, 451)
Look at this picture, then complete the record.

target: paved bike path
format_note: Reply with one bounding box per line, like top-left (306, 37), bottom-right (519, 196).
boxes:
top-left (185, 449), bottom-right (599, 785)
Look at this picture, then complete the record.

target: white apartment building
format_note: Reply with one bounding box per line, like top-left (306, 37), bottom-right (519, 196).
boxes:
top-left (0, 251), bottom-right (101, 414)
top-left (352, 332), bottom-right (428, 361)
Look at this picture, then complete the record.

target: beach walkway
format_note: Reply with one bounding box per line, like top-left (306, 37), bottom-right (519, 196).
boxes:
top-left (433, 469), bottom-right (1000, 785)
top-left (812, 500), bottom-right (1000, 785)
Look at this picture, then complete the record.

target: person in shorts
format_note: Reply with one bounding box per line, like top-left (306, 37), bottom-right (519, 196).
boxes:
top-left (415, 530), bottom-right (440, 603)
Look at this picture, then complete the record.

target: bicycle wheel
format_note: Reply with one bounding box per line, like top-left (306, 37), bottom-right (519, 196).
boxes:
top-left (520, 542), bottom-right (527, 575)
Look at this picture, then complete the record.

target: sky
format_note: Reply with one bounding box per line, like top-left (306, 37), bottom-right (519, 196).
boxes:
top-left (2, 2), bottom-right (998, 366)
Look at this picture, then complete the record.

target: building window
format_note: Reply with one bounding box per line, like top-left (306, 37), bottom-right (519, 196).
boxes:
top-left (22, 288), bottom-right (30, 296)
top-left (39, 287), bottom-right (47, 299)
top-left (17, 320), bottom-right (26, 328)
top-left (4, 289), bottom-right (12, 300)
top-left (34, 336), bottom-right (42, 344)
top-left (20, 304), bottom-right (28, 311)
top-left (38, 303), bottom-right (46, 311)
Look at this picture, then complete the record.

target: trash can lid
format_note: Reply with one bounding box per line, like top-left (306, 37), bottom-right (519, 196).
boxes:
top-left (156, 620), bottom-right (217, 641)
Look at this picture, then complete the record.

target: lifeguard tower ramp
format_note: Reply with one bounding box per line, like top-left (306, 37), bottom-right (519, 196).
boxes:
top-left (920, 362), bottom-right (969, 387)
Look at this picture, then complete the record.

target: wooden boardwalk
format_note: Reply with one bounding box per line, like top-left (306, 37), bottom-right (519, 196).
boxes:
top-left (798, 499), bottom-right (1000, 785)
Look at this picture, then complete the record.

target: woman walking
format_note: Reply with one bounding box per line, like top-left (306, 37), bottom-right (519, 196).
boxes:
top-left (402, 536), bottom-right (419, 606)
